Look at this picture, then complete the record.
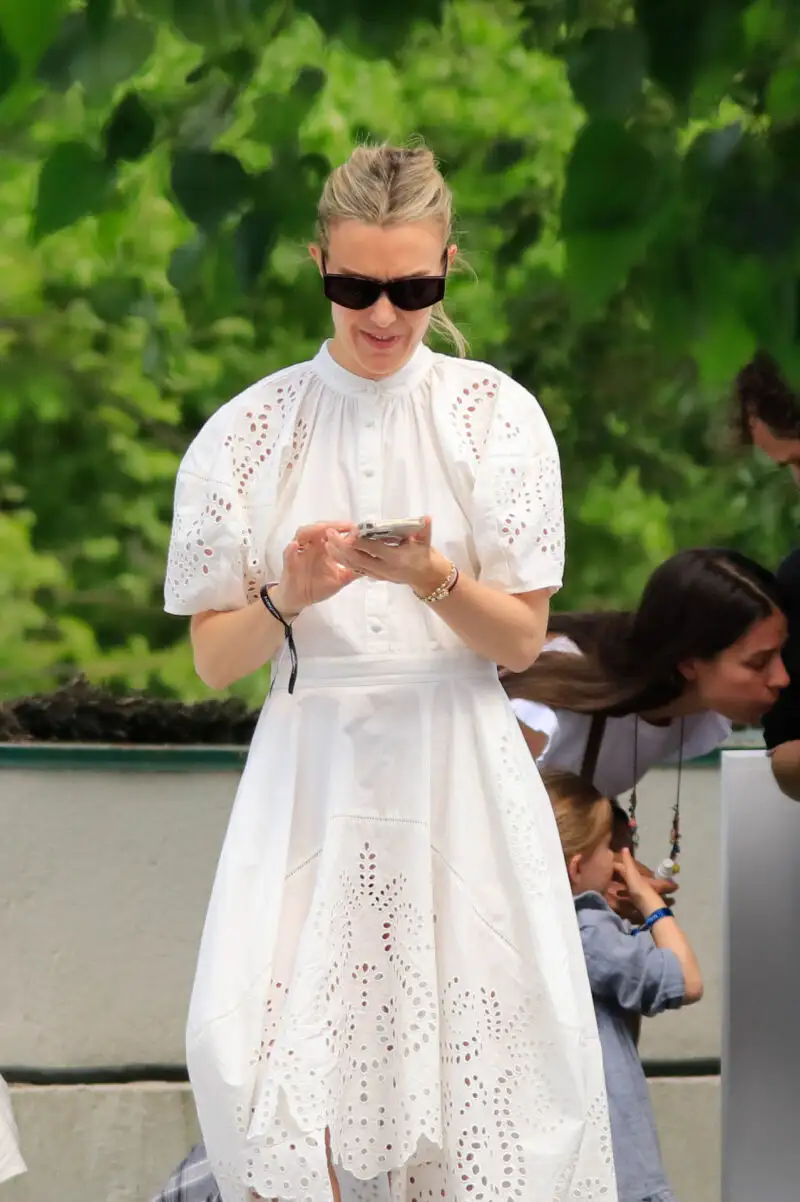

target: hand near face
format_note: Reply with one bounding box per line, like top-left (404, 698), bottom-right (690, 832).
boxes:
top-left (605, 853), bottom-right (678, 923)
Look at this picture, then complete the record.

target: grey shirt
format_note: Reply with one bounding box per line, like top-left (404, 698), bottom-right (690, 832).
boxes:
top-left (576, 892), bottom-right (686, 1202)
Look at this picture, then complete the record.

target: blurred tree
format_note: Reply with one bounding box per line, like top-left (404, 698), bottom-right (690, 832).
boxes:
top-left (0, 0), bottom-right (797, 704)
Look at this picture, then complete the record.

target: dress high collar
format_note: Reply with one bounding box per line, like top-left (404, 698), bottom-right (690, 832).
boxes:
top-left (311, 340), bottom-right (435, 396)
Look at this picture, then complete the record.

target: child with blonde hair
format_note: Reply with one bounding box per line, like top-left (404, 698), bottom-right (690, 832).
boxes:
top-left (545, 770), bottom-right (703, 1202)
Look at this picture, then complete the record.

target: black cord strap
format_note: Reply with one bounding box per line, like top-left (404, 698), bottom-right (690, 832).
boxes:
top-left (260, 584), bottom-right (298, 695)
top-left (671, 717), bottom-right (685, 862)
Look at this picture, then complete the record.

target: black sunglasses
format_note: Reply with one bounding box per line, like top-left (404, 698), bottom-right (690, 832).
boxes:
top-left (321, 252), bottom-right (448, 312)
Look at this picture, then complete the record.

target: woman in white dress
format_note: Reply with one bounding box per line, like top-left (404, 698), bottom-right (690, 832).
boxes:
top-left (503, 548), bottom-right (788, 798)
top-left (165, 144), bottom-right (615, 1202)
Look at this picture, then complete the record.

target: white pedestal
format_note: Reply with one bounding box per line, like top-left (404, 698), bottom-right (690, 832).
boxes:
top-left (721, 750), bottom-right (800, 1201)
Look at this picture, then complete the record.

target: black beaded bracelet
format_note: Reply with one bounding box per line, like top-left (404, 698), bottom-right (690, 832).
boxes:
top-left (260, 584), bottom-right (298, 694)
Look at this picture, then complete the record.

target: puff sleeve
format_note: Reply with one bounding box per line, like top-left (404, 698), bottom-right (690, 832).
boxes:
top-left (164, 406), bottom-right (262, 616)
top-left (472, 375), bottom-right (565, 594)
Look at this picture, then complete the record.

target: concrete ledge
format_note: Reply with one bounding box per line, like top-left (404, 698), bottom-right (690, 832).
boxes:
top-left (4, 1078), bottom-right (719, 1202)
top-left (4, 1083), bottom-right (200, 1202)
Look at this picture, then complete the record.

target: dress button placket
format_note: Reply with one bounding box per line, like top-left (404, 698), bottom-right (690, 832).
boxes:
top-left (358, 392), bottom-right (388, 654)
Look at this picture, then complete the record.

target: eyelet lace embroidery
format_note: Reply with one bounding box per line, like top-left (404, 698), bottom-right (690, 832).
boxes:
top-left (449, 377), bottom-right (500, 462)
top-left (218, 823), bottom-right (612, 1200)
top-left (493, 454), bottom-right (564, 559)
top-left (165, 375), bottom-right (308, 609)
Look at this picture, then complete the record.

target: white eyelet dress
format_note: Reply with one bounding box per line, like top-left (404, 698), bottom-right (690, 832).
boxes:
top-left (164, 342), bottom-right (616, 1202)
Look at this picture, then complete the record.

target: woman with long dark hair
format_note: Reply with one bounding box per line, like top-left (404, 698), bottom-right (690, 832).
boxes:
top-left (502, 548), bottom-right (788, 797)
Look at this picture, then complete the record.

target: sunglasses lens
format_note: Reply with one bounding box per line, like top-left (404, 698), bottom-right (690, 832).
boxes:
top-left (387, 277), bottom-right (447, 311)
top-left (323, 276), bottom-right (380, 310)
top-left (322, 273), bottom-right (447, 312)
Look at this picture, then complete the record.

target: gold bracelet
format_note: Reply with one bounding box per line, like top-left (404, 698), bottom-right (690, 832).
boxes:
top-left (417, 562), bottom-right (459, 605)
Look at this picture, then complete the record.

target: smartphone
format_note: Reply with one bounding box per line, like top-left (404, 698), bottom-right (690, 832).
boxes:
top-left (356, 517), bottom-right (426, 545)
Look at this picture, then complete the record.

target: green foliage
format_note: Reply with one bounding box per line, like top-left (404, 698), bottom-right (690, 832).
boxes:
top-left (0, 0), bottom-right (798, 705)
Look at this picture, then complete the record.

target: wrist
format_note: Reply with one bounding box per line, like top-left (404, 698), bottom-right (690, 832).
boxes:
top-left (266, 582), bottom-right (303, 622)
top-left (631, 887), bottom-right (665, 918)
top-left (409, 550), bottom-right (452, 597)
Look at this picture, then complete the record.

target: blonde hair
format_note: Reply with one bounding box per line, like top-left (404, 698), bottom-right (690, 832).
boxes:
top-left (316, 143), bottom-right (467, 357)
top-left (543, 771), bottom-right (613, 864)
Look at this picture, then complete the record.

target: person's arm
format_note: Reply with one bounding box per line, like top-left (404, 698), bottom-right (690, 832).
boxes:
top-left (328, 523), bottom-right (551, 672)
top-left (763, 637), bottom-right (800, 799)
top-left (518, 720), bottom-right (548, 758)
top-left (190, 522), bottom-right (357, 690)
top-left (188, 524), bottom-right (353, 692)
top-left (769, 742), bottom-right (800, 800)
top-left (618, 849), bottom-right (703, 1005)
top-left (580, 902), bottom-right (698, 1017)
top-left (408, 563), bottom-right (551, 672)
top-left (605, 859), bottom-right (678, 926)
top-left (190, 604), bottom-right (288, 691)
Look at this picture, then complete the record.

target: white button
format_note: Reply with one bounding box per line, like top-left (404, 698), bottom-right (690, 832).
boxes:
top-left (363, 468), bottom-right (375, 478)
top-left (365, 418), bottom-right (376, 430)
top-left (370, 620), bottom-right (382, 634)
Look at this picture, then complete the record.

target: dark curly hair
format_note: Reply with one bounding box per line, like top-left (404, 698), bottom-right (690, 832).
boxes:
top-left (734, 351), bottom-right (800, 442)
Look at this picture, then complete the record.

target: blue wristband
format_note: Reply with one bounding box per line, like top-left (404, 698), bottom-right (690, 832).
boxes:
top-left (633, 907), bottom-right (673, 936)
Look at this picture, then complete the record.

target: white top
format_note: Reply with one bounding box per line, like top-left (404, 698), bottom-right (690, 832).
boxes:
top-left (0, 1075), bottom-right (26, 1184)
top-left (511, 637), bottom-right (731, 797)
top-left (165, 341), bottom-right (565, 624)
top-left (164, 344), bottom-right (616, 1202)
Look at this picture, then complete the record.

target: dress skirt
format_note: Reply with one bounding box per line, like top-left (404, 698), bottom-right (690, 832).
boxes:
top-left (186, 651), bottom-right (615, 1202)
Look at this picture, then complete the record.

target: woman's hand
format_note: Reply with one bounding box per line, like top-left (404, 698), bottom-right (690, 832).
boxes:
top-left (270, 522), bottom-right (359, 615)
top-left (326, 517), bottom-right (452, 596)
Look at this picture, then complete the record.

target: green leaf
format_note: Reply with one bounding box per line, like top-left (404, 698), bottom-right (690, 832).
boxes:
top-left (567, 27), bottom-right (646, 119)
top-left (250, 66), bottom-right (326, 148)
top-left (561, 120), bottom-right (660, 234)
top-left (71, 16), bottom-right (156, 96)
top-left (86, 0), bottom-right (115, 38)
top-left (32, 141), bottom-right (114, 241)
top-left (167, 236), bottom-right (208, 294)
top-left (0, 27), bottom-right (20, 101)
top-left (682, 124), bottom-right (744, 207)
top-left (767, 65), bottom-right (800, 126)
top-left (88, 275), bottom-right (144, 323)
top-left (170, 150), bottom-right (251, 230)
top-left (171, 0), bottom-right (233, 45)
top-left (743, 0), bottom-right (788, 49)
top-left (634, 0), bottom-right (705, 106)
top-left (496, 211), bottom-right (544, 269)
top-left (36, 12), bottom-right (85, 91)
top-left (564, 227), bottom-right (652, 320)
top-left (142, 325), bottom-right (168, 379)
top-left (0, 0), bottom-right (69, 72)
top-left (302, 0), bottom-right (446, 55)
top-left (102, 92), bottom-right (156, 164)
top-left (234, 209), bottom-right (277, 291)
top-left (186, 46), bottom-right (255, 85)
top-left (483, 139), bottom-right (527, 174)
top-left (692, 306), bottom-right (758, 388)
top-left (218, 45), bottom-right (257, 82)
